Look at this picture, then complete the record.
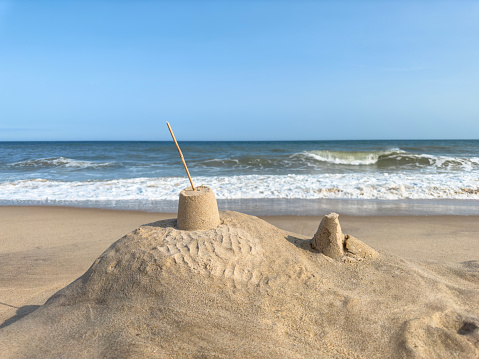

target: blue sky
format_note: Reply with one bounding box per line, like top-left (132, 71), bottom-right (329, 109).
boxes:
top-left (1, 1), bottom-right (478, 141)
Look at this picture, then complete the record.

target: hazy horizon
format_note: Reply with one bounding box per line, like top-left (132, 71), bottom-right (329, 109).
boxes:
top-left (1, 138), bottom-right (479, 143)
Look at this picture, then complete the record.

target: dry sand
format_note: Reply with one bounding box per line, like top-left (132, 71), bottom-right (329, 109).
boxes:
top-left (0, 206), bottom-right (478, 358)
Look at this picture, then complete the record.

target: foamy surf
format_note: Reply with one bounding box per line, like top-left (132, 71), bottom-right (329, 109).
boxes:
top-left (1, 173), bottom-right (478, 201)
top-left (297, 149), bottom-right (400, 165)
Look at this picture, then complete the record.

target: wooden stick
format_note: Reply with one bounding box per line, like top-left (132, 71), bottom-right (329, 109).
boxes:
top-left (166, 122), bottom-right (196, 191)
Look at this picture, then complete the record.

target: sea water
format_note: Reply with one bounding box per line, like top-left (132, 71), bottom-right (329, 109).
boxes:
top-left (0, 140), bottom-right (478, 215)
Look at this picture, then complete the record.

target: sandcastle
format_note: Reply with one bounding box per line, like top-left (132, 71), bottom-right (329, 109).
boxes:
top-left (311, 212), bottom-right (378, 260)
top-left (3, 211), bottom-right (478, 359)
top-left (167, 122), bottom-right (221, 231)
top-left (177, 185), bottom-right (220, 230)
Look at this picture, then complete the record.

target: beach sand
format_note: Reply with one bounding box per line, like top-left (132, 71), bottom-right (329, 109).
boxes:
top-left (0, 206), bottom-right (478, 358)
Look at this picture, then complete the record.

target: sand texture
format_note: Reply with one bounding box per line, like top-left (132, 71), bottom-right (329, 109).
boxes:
top-left (177, 186), bottom-right (220, 230)
top-left (0, 210), bottom-right (478, 358)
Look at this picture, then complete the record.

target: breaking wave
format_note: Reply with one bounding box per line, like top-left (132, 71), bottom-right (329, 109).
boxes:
top-left (298, 149), bottom-right (479, 171)
top-left (190, 149), bottom-right (479, 173)
top-left (9, 157), bottom-right (115, 169)
top-left (299, 149), bottom-right (399, 165)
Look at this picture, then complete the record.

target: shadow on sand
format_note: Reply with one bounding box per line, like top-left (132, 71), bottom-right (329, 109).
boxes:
top-left (0, 303), bottom-right (40, 329)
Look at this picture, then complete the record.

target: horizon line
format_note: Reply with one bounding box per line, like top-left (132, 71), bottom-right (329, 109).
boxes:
top-left (1, 138), bottom-right (479, 143)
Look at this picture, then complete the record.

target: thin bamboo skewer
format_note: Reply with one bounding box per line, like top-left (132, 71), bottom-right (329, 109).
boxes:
top-left (166, 122), bottom-right (196, 191)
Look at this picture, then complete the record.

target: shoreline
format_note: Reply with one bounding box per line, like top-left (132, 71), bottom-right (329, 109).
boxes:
top-left (1, 197), bottom-right (479, 216)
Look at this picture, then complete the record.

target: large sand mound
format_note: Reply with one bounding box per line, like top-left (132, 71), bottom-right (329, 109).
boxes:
top-left (0, 211), bottom-right (478, 358)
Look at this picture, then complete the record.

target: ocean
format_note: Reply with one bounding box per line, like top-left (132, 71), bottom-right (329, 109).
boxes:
top-left (1, 140), bottom-right (478, 215)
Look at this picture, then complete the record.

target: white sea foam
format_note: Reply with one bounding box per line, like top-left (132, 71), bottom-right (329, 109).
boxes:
top-left (298, 149), bottom-right (401, 165)
top-left (10, 157), bottom-right (114, 169)
top-left (1, 173), bottom-right (478, 202)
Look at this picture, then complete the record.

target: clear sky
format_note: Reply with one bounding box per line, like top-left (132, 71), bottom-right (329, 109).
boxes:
top-left (1, 1), bottom-right (478, 141)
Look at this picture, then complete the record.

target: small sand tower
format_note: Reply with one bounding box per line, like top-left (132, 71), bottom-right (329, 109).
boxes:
top-left (312, 212), bottom-right (378, 260)
top-left (177, 185), bottom-right (220, 230)
top-left (311, 212), bottom-right (345, 259)
top-left (167, 122), bottom-right (220, 231)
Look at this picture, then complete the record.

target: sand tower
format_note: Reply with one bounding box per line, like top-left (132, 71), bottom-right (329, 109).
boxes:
top-left (312, 212), bottom-right (378, 260)
top-left (177, 185), bottom-right (220, 230)
top-left (167, 122), bottom-right (220, 231)
top-left (311, 212), bottom-right (345, 259)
